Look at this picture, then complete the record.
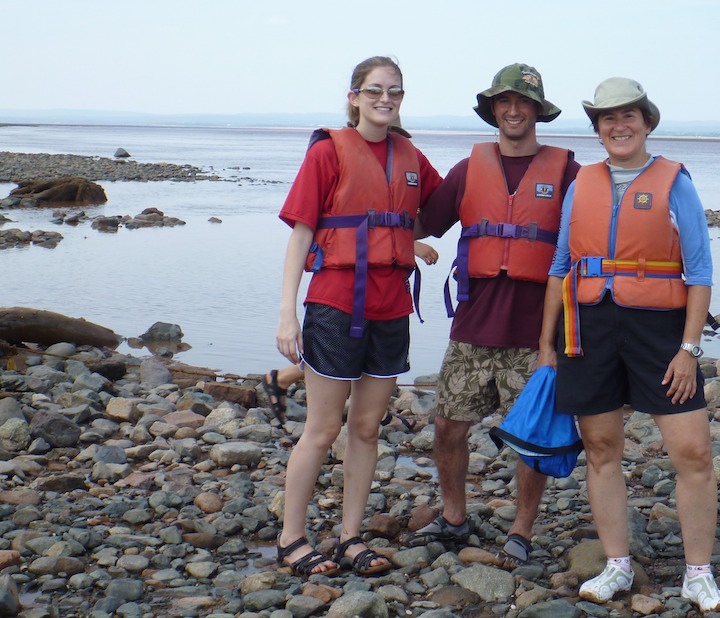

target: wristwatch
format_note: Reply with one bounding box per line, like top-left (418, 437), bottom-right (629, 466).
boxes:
top-left (680, 342), bottom-right (703, 358)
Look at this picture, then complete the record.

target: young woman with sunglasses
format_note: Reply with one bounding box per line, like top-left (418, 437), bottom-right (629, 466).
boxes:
top-left (274, 56), bottom-right (442, 576)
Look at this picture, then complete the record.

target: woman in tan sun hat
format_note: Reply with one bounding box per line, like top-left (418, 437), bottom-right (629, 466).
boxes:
top-left (538, 77), bottom-right (719, 611)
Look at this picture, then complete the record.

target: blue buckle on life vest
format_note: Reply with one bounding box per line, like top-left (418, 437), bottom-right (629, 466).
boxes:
top-left (366, 210), bottom-right (413, 229)
top-left (366, 209), bottom-right (379, 228)
top-left (496, 222), bottom-right (520, 238)
top-left (579, 256), bottom-right (604, 277)
top-left (526, 222), bottom-right (538, 241)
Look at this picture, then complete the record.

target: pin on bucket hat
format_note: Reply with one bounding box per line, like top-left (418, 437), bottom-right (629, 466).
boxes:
top-left (582, 77), bottom-right (660, 131)
top-left (474, 63), bottom-right (561, 128)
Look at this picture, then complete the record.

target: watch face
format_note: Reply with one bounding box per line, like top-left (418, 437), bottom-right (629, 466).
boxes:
top-left (682, 343), bottom-right (703, 357)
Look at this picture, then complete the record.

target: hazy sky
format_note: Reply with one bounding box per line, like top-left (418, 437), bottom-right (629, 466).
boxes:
top-left (4, 0), bottom-right (718, 123)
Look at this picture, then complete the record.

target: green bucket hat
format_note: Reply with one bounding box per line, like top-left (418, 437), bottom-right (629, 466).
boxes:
top-left (582, 77), bottom-right (660, 131)
top-left (474, 63), bottom-right (561, 128)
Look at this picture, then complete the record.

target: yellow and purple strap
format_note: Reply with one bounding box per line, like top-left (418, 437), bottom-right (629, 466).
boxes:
top-left (562, 257), bottom-right (683, 357)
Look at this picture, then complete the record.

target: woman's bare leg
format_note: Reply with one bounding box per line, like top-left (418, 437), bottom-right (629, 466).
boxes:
top-left (279, 368), bottom-right (349, 572)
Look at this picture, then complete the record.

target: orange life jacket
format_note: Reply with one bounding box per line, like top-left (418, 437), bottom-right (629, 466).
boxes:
top-left (305, 127), bottom-right (420, 273)
top-left (457, 143), bottom-right (567, 286)
top-left (569, 157), bottom-right (686, 310)
top-left (303, 127), bottom-right (421, 337)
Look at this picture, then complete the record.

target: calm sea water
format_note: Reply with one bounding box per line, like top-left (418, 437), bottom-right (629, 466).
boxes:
top-left (2, 124), bottom-right (720, 380)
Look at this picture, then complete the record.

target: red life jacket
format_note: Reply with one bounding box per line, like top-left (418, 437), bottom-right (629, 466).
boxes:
top-left (305, 127), bottom-right (420, 273)
top-left (304, 128), bottom-right (421, 337)
top-left (453, 144), bottom-right (568, 303)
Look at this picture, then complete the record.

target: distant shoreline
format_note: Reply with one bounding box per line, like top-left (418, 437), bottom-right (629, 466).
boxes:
top-left (2, 122), bottom-right (720, 142)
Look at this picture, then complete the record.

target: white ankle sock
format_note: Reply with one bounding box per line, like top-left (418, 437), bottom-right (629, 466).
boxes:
top-left (687, 564), bottom-right (712, 576)
top-left (608, 556), bottom-right (632, 572)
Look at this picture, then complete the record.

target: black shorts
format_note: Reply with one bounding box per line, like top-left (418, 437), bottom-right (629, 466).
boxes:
top-left (301, 303), bottom-right (410, 380)
top-left (556, 296), bottom-right (706, 416)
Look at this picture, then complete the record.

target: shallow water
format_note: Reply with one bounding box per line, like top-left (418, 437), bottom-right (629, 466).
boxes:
top-left (2, 125), bottom-right (720, 378)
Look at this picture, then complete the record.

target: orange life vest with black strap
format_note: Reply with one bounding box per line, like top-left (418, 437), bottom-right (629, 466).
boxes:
top-left (453, 144), bottom-right (568, 303)
top-left (562, 157), bottom-right (687, 356)
top-left (304, 127), bottom-right (421, 337)
top-left (304, 127), bottom-right (420, 273)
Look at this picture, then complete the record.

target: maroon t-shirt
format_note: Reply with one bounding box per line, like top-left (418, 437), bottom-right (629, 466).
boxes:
top-left (418, 152), bottom-right (580, 348)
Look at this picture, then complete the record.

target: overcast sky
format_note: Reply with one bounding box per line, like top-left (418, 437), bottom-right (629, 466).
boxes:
top-left (3, 0), bottom-right (718, 123)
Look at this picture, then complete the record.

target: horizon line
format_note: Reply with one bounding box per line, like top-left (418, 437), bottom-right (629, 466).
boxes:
top-left (2, 122), bottom-right (720, 141)
top-left (1, 109), bottom-right (719, 125)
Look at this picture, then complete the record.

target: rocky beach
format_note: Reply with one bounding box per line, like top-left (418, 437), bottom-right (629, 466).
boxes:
top-left (2, 149), bottom-right (720, 618)
top-left (0, 340), bottom-right (720, 618)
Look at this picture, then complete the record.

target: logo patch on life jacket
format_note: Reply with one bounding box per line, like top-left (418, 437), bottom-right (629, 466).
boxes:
top-left (405, 172), bottom-right (419, 187)
top-left (535, 183), bottom-right (555, 199)
top-left (634, 192), bottom-right (652, 209)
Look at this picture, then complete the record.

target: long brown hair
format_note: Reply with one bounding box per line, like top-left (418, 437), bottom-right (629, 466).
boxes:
top-left (346, 56), bottom-right (403, 128)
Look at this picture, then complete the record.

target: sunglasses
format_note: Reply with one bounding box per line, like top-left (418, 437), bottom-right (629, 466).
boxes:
top-left (352, 85), bottom-right (405, 100)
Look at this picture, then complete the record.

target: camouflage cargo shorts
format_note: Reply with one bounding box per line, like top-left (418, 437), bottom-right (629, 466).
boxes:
top-left (435, 341), bottom-right (538, 422)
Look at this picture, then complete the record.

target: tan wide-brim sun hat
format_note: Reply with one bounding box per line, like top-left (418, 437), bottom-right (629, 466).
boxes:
top-left (582, 77), bottom-right (660, 131)
top-left (474, 63), bottom-right (561, 128)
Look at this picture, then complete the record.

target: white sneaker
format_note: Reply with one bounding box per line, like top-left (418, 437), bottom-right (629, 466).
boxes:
top-left (682, 572), bottom-right (720, 612)
top-left (579, 564), bottom-right (634, 603)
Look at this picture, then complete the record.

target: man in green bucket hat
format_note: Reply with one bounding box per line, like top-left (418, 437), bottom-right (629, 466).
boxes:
top-left (474, 63), bottom-right (561, 127)
top-left (407, 63), bottom-right (579, 567)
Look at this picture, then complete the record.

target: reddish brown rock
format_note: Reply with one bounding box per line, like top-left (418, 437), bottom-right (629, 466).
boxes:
top-left (0, 489), bottom-right (41, 505)
top-left (458, 547), bottom-right (504, 567)
top-left (10, 176), bottom-right (107, 205)
top-left (367, 513), bottom-right (401, 539)
top-left (203, 381), bottom-right (257, 407)
top-left (194, 492), bottom-right (223, 514)
top-left (407, 504), bottom-right (437, 531)
top-left (163, 410), bottom-right (205, 429)
top-left (0, 550), bottom-right (21, 570)
top-left (301, 582), bottom-right (343, 604)
top-left (182, 533), bottom-right (226, 549)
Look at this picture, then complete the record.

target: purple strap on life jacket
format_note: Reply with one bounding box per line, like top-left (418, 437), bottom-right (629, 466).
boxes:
top-left (313, 210), bottom-right (415, 337)
top-left (350, 217), bottom-right (370, 337)
top-left (413, 265), bottom-right (423, 324)
top-left (307, 128), bottom-right (331, 152)
top-left (443, 258), bottom-right (459, 318)
top-left (461, 220), bottom-right (558, 245)
top-left (450, 220), bottom-right (559, 311)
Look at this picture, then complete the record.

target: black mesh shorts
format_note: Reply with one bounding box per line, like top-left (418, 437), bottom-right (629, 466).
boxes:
top-left (300, 303), bottom-right (410, 379)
